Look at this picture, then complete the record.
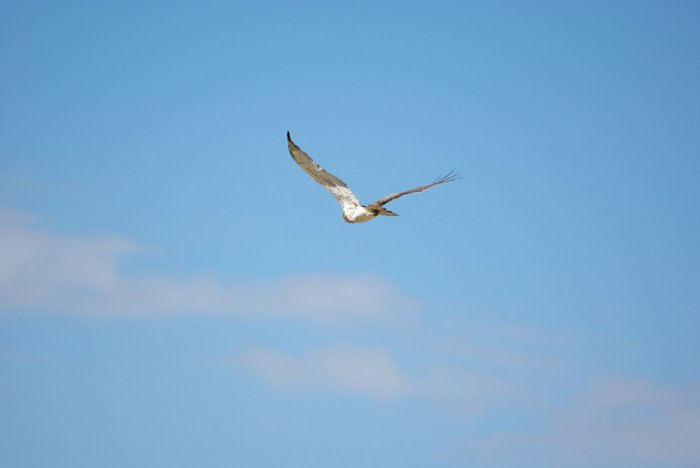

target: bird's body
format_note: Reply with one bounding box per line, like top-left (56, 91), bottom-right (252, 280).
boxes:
top-left (287, 131), bottom-right (459, 223)
top-left (341, 205), bottom-right (376, 224)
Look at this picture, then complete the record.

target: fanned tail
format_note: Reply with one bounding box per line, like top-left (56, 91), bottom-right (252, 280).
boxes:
top-left (374, 206), bottom-right (398, 217)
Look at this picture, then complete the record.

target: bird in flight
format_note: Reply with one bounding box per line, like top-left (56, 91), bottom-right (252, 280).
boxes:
top-left (287, 131), bottom-right (460, 223)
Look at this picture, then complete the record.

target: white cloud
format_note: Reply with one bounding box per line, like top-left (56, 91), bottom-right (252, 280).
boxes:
top-left (0, 209), bottom-right (135, 307)
top-left (234, 343), bottom-right (514, 412)
top-left (0, 207), bottom-right (417, 321)
top-left (466, 377), bottom-right (700, 467)
top-left (415, 366), bottom-right (514, 418)
top-left (236, 345), bottom-right (410, 400)
top-left (545, 377), bottom-right (700, 467)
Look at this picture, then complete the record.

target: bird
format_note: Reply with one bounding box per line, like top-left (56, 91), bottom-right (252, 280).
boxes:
top-left (287, 131), bottom-right (460, 223)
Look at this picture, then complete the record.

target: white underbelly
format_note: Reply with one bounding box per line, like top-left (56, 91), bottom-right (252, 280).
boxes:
top-left (343, 206), bottom-right (376, 223)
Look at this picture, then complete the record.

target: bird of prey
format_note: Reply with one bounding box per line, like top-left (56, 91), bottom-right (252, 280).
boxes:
top-left (287, 131), bottom-right (460, 223)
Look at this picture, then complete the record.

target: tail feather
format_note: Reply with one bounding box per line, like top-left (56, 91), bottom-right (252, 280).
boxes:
top-left (375, 206), bottom-right (398, 217)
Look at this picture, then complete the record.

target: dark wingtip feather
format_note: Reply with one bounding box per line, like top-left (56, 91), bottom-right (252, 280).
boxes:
top-left (434, 170), bottom-right (462, 185)
top-left (287, 131), bottom-right (291, 141)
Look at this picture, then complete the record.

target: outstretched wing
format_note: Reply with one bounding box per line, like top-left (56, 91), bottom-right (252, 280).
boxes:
top-left (368, 171), bottom-right (461, 208)
top-left (287, 131), bottom-right (362, 212)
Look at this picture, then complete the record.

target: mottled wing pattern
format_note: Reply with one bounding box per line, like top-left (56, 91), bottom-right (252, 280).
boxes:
top-left (368, 171), bottom-right (461, 209)
top-left (287, 132), bottom-right (362, 212)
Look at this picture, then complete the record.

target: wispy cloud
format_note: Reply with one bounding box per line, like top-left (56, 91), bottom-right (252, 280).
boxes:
top-left (544, 377), bottom-right (700, 467)
top-left (466, 376), bottom-right (700, 467)
top-left (0, 207), bottom-right (417, 321)
top-left (233, 338), bottom-right (700, 467)
top-left (236, 345), bottom-right (410, 400)
top-left (415, 366), bottom-right (514, 418)
top-left (0, 208), bottom-right (135, 308)
top-left (234, 343), bottom-right (514, 414)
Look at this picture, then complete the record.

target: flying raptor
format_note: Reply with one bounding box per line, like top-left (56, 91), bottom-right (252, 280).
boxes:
top-left (287, 131), bottom-right (460, 223)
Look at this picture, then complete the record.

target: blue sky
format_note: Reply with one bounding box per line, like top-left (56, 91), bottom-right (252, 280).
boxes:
top-left (1, 1), bottom-right (699, 466)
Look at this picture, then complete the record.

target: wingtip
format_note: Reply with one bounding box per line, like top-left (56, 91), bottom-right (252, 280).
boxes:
top-left (287, 131), bottom-right (291, 141)
top-left (432, 170), bottom-right (462, 185)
